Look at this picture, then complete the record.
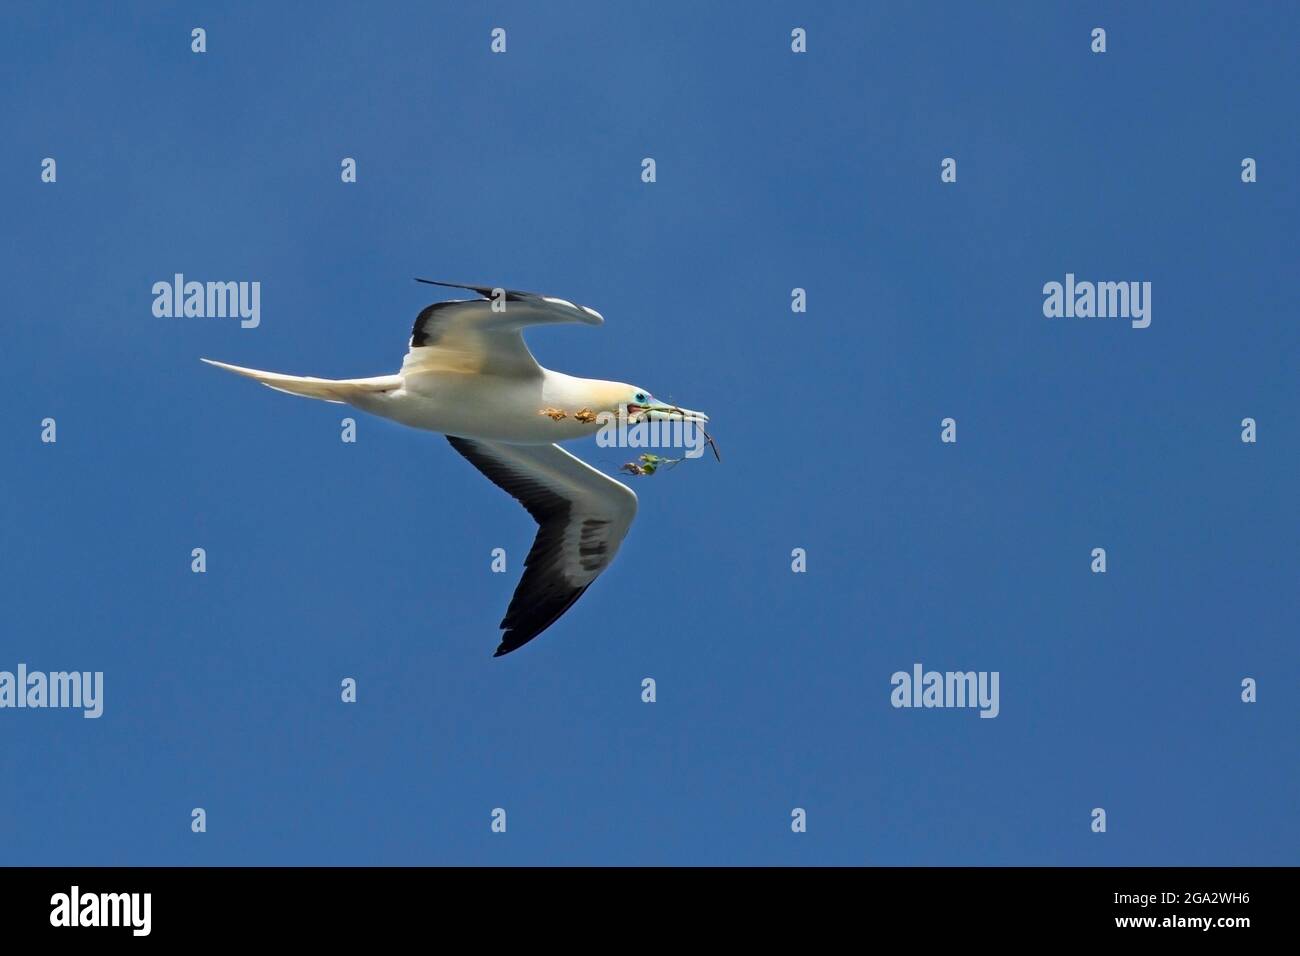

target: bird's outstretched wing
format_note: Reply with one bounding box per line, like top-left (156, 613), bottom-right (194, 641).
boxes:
top-left (404, 280), bottom-right (604, 378)
top-left (446, 436), bottom-right (637, 656)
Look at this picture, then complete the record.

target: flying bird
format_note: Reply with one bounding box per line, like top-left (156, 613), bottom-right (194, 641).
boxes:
top-left (202, 280), bottom-right (709, 656)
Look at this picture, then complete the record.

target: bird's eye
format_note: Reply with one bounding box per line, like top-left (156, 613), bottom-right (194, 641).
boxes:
top-left (634, 392), bottom-right (647, 403)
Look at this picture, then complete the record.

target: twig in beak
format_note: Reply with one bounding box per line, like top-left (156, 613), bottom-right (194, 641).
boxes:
top-left (660, 405), bottom-right (720, 463)
top-left (697, 426), bottom-right (721, 462)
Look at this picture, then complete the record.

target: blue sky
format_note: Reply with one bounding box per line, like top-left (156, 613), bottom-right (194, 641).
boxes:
top-left (1, 2), bottom-right (1295, 865)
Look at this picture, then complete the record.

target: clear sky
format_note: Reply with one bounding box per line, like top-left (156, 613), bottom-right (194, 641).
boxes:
top-left (1, 2), bottom-right (1295, 865)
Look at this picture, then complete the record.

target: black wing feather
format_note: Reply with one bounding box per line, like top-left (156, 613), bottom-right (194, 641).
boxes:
top-left (446, 436), bottom-right (596, 656)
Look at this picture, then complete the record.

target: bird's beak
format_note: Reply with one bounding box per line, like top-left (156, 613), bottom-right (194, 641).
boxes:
top-left (625, 400), bottom-right (720, 462)
top-left (628, 400), bottom-right (709, 425)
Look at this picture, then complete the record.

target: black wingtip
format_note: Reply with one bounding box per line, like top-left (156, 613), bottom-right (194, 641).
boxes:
top-left (415, 278), bottom-right (531, 303)
top-left (414, 278), bottom-right (494, 297)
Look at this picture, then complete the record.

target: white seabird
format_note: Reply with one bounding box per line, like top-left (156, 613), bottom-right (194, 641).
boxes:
top-left (202, 280), bottom-right (709, 656)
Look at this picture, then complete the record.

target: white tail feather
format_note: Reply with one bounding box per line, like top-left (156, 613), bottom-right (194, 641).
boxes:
top-left (201, 358), bottom-right (398, 403)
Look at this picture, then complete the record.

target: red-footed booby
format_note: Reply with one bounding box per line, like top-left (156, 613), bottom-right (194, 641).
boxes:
top-left (202, 280), bottom-right (709, 656)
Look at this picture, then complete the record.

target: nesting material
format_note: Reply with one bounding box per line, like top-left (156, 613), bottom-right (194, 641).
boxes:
top-left (620, 453), bottom-right (684, 477)
top-left (651, 406), bottom-right (721, 462)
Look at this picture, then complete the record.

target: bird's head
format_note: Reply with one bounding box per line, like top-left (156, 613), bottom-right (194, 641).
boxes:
top-left (570, 381), bottom-right (718, 461)
top-left (621, 386), bottom-right (709, 427)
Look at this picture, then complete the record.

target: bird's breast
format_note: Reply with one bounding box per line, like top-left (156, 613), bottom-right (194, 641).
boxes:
top-left (362, 372), bottom-right (606, 443)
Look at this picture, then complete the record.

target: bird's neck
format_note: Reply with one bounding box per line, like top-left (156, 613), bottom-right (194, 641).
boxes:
top-left (542, 370), bottom-right (628, 415)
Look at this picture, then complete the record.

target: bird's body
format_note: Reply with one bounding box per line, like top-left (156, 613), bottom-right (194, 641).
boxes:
top-left (203, 280), bottom-right (709, 656)
top-left (347, 368), bottom-right (622, 443)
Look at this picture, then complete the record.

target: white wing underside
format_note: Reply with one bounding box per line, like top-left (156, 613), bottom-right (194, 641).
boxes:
top-left (403, 282), bottom-right (604, 378)
top-left (445, 436), bottom-right (637, 656)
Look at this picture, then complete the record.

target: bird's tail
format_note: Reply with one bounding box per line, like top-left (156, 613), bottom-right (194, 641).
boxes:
top-left (200, 358), bottom-right (399, 404)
